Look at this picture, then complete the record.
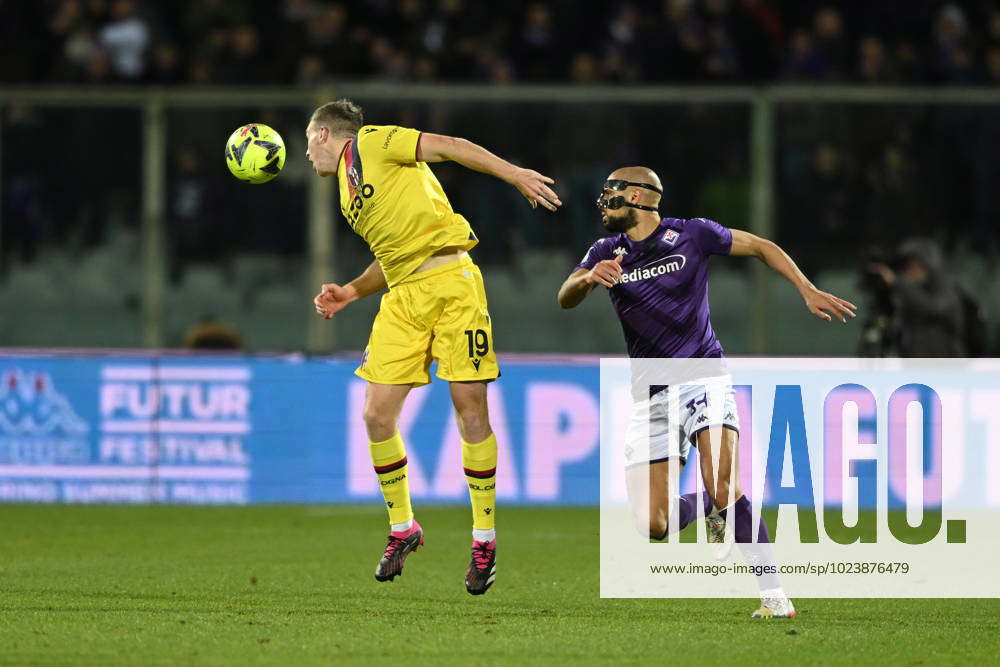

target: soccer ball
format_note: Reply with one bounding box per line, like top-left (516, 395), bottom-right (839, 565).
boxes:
top-left (224, 123), bottom-right (286, 184)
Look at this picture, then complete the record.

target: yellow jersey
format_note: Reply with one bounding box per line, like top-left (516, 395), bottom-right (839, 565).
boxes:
top-left (336, 124), bottom-right (479, 287)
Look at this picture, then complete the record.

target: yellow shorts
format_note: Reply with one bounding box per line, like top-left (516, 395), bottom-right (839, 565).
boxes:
top-left (356, 255), bottom-right (500, 386)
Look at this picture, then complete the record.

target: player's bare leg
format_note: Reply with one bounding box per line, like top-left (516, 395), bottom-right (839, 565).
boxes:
top-left (626, 458), bottom-right (712, 540)
top-left (696, 426), bottom-right (740, 560)
top-left (364, 382), bottom-right (424, 582)
top-left (696, 427), bottom-right (795, 618)
top-left (696, 426), bottom-right (742, 513)
top-left (450, 380), bottom-right (498, 595)
top-left (624, 458), bottom-right (672, 538)
top-left (626, 460), bottom-right (669, 539)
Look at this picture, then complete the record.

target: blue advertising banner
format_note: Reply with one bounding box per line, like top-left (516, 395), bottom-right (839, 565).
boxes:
top-left (6, 354), bottom-right (997, 510)
top-left (0, 354), bottom-right (602, 505)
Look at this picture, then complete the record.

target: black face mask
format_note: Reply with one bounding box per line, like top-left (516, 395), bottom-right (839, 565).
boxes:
top-left (595, 179), bottom-right (662, 212)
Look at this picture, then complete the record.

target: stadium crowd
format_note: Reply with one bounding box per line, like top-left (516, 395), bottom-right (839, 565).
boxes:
top-left (2, 0), bottom-right (1000, 85)
top-left (2, 1), bottom-right (999, 356)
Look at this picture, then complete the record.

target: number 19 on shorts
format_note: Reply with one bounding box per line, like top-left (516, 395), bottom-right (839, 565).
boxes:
top-left (464, 329), bottom-right (490, 358)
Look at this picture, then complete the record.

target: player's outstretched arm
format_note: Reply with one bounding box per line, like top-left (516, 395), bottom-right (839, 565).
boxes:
top-left (558, 256), bottom-right (624, 309)
top-left (314, 260), bottom-right (387, 319)
top-left (415, 133), bottom-right (562, 211)
top-left (728, 229), bottom-right (858, 323)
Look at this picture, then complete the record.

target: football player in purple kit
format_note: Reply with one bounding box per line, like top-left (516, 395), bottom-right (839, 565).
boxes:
top-left (558, 166), bottom-right (857, 618)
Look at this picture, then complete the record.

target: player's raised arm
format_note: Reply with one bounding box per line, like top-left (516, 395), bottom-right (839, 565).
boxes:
top-left (415, 133), bottom-right (561, 211)
top-left (557, 255), bottom-right (624, 309)
top-left (314, 260), bottom-right (388, 319)
top-left (728, 229), bottom-right (858, 323)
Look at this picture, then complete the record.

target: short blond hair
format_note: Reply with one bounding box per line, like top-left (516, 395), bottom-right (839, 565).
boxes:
top-left (311, 98), bottom-right (364, 135)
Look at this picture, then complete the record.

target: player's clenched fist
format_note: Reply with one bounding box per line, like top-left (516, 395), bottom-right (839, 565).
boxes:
top-left (314, 282), bottom-right (357, 319)
top-left (587, 254), bottom-right (624, 288)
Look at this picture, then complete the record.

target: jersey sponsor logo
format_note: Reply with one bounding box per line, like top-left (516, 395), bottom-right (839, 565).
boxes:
top-left (619, 254), bottom-right (687, 285)
top-left (663, 230), bottom-right (679, 245)
top-left (382, 126), bottom-right (399, 150)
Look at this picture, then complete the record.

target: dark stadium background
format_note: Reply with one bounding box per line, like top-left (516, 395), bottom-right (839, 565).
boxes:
top-left (2, 3), bottom-right (1000, 664)
top-left (2, 0), bottom-right (999, 354)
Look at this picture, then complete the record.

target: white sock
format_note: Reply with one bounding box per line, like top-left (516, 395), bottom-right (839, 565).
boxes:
top-left (760, 587), bottom-right (786, 600)
top-left (390, 519), bottom-right (413, 533)
top-left (473, 528), bottom-right (496, 543)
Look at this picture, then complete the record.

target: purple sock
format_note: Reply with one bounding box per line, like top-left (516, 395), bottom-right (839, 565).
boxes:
top-left (662, 491), bottom-right (712, 538)
top-left (718, 495), bottom-right (770, 543)
top-left (720, 495), bottom-right (781, 591)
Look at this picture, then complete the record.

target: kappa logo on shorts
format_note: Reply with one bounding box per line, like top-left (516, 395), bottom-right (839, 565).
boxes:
top-left (696, 415), bottom-right (708, 424)
top-left (725, 412), bottom-right (735, 421)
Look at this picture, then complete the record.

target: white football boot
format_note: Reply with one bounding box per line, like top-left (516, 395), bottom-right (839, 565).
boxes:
top-left (751, 590), bottom-right (796, 619)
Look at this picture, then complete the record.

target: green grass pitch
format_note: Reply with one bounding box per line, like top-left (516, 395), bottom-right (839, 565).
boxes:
top-left (1, 505), bottom-right (997, 665)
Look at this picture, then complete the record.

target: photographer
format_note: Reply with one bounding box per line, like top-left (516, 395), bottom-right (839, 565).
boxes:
top-left (868, 238), bottom-right (967, 357)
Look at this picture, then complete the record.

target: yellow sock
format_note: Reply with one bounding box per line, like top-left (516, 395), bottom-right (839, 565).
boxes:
top-left (370, 432), bottom-right (413, 527)
top-left (462, 433), bottom-right (498, 531)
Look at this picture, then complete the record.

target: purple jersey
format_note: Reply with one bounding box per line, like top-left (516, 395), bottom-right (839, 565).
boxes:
top-left (575, 217), bottom-right (732, 359)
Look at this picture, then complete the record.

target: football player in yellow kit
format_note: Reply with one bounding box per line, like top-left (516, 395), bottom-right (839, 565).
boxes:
top-left (309, 99), bottom-right (560, 595)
